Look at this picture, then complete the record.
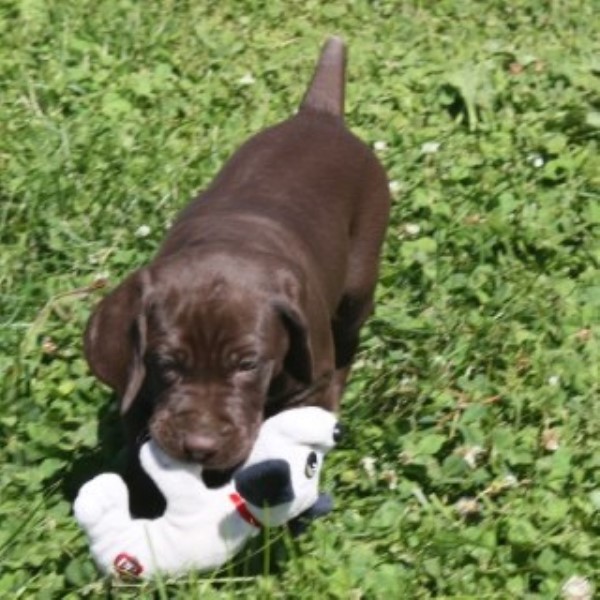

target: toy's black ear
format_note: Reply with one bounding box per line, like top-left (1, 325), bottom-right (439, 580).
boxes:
top-left (234, 459), bottom-right (295, 507)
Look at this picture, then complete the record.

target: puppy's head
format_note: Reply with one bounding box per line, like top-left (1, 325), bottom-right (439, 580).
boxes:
top-left (84, 251), bottom-right (315, 470)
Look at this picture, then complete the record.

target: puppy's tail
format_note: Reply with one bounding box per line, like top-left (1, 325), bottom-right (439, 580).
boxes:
top-left (299, 36), bottom-right (346, 118)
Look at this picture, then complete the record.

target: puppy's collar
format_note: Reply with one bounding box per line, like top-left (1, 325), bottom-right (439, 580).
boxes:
top-left (229, 492), bottom-right (262, 529)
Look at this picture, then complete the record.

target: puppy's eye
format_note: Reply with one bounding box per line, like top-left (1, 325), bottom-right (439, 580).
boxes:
top-left (237, 358), bottom-right (258, 372)
top-left (305, 451), bottom-right (318, 478)
top-left (161, 366), bottom-right (180, 384)
top-left (155, 358), bottom-right (181, 383)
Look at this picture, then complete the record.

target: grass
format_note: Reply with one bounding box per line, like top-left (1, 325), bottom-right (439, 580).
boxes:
top-left (1, 0), bottom-right (599, 597)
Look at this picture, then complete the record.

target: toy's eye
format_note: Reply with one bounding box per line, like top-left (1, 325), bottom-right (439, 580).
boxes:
top-left (305, 451), bottom-right (318, 478)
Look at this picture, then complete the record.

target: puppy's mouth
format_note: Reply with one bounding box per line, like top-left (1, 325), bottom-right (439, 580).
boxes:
top-left (155, 435), bottom-right (249, 470)
top-left (201, 464), bottom-right (242, 488)
top-left (144, 427), bottom-right (243, 487)
top-left (148, 407), bottom-right (261, 479)
top-left (182, 447), bottom-right (248, 471)
top-left (148, 420), bottom-right (252, 470)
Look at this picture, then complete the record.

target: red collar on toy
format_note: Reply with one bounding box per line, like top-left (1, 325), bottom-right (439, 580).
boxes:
top-left (229, 492), bottom-right (262, 529)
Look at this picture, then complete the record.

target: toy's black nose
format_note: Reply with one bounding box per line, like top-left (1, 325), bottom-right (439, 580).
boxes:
top-left (235, 459), bottom-right (294, 507)
top-left (333, 422), bottom-right (344, 443)
top-left (183, 434), bottom-right (218, 463)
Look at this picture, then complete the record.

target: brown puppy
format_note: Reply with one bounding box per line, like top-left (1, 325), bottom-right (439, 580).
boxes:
top-left (85, 37), bottom-right (390, 516)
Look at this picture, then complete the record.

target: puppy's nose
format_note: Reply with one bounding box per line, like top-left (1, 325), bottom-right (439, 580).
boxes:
top-left (183, 434), bottom-right (219, 463)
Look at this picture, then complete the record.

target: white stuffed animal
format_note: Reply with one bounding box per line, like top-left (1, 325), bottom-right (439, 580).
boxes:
top-left (74, 406), bottom-right (340, 579)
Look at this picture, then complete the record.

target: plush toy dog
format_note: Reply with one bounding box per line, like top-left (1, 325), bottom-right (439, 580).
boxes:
top-left (74, 407), bottom-right (340, 579)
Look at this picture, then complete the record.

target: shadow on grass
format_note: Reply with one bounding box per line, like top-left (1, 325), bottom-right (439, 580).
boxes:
top-left (60, 397), bottom-right (126, 504)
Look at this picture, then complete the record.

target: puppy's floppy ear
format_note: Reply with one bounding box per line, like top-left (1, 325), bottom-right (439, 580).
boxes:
top-left (84, 269), bottom-right (151, 414)
top-left (274, 300), bottom-right (313, 384)
top-left (272, 270), bottom-right (313, 384)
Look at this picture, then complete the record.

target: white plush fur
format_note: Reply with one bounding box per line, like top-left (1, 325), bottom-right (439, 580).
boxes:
top-left (74, 407), bottom-right (338, 579)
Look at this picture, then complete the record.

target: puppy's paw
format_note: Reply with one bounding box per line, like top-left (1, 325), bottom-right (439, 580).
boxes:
top-left (74, 473), bottom-right (128, 528)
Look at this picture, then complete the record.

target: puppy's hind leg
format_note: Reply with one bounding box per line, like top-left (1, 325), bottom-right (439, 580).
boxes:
top-left (331, 289), bottom-right (375, 402)
top-left (332, 161), bottom-right (390, 403)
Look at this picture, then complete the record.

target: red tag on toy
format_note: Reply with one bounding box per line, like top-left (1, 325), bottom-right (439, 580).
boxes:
top-left (114, 552), bottom-right (144, 578)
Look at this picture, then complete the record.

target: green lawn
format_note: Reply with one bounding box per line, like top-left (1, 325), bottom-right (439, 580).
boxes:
top-left (1, 0), bottom-right (599, 597)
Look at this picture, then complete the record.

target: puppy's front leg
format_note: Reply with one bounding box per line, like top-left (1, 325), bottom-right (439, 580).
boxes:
top-left (122, 400), bottom-right (167, 518)
top-left (124, 446), bottom-right (167, 518)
